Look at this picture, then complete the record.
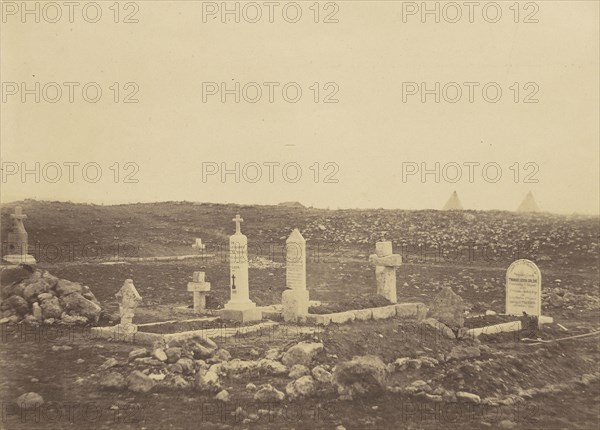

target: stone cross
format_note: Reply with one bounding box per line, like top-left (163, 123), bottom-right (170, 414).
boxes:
top-left (369, 241), bottom-right (402, 303)
top-left (192, 238), bottom-right (206, 252)
top-left (187, 271), bottom-right (211, 313)
top-left (232, 214), bottom-right (243, 234)
top-left (4, 206), bottom-right (36, 264)
top-left (115, 279), bottom-right (142, 329)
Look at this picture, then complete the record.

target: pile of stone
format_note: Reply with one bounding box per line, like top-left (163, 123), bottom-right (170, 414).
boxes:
top-left (0, 268), bottom-right (101, 324)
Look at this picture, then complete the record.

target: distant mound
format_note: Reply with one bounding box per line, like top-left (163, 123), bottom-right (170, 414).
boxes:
top-left (278, 201), bottom-right (305, 208)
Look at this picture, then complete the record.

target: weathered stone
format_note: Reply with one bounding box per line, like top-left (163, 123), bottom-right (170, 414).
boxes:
top-left (128, 348), bottom-right (148, 361)
top-left (456, 391), bottom-right (481, 404)
top-left (126, 371), bottom-right (155, 393)
top-left (254, 384), bottom-right (285, 402)
top-left (259, 359), bottom-right (288, 376)
top-left (60, 292), bottom-right (101, 323)
top-left (1, 296), bottom-right (29, 316)
top-left (56, 279), bottom-right (83, 296)
top-left (215, 389), bottom-right (230, 402)
top-left (264, 348), bottom-right (281, 360)
top-left (176, 358), bottom-right (195, 374)
top-left (152, 348), bottom-right (168, 362)
top-left (16, 392), bottom-right (44, 407)
top-left (371, 305), bottom-right (397, 320)
top-left (196, 370), bottom-right (221, 393)
top-left (427, 287), bottom-right (465, 330)
top-left (311, 365), bottom-right (333, 384)
top-left (100, 372), bottom-right (126, 390)
top-left (286, 375), bottom-right (316, 400)
top-left (289, 364), bottom-right (310, 379)
top-left (330, 311), bottom-right (355, 324)
top-left (99, 358), bottom-right (119, 371)
top-left (281, 342), bottom-right (324, 367)
top-left (282, 289), bottom-right (309, 323)
top-left (353, 308), bottom-right (373, 321)
top-left (115, 279), bottom-right (142, 326)
top-left (32, 303), bottom-right (42, 321)
top-left (166, 347), bottom-right (182, 363)
top-left (333, 355), bottom-right (388, 399)
top-left (23, 280), bottom-right (51, 301)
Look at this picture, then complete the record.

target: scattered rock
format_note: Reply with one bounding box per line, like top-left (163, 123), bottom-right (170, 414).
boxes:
top-left (215, 389), bottom-right (230, 402)
top-left (152, 348), bottom-right (168, 362)
top-left (456, 391), bottom-right (481, 404)
top-left (165, 347), bottom-right (182, 363)
top-left (16, 392), bottom-right (44, 407)
top-left (246, 382), bottom-right (257, 391)
top-left (254, 384), bottom-right (285, 402)
top-left (286, 375), bottom-right (316, 400)
top-left (99, 357), bottom-right (119, 371)
top-left (51, 345), bottom-right (73, 352)
top-left (281, 342), bottom-right (323, 367)
top-left (289, 364), bottom-right (310, 379)
top-left (311, 365), bottom-right (333, 384)
top-left (128, 348), bottom-right (148, 361)
top-left (126, 370), bottom-right (155, 393)
top-left (333, 355), bottom-right (388, 399)
top-left (259, 359), bottom-right (288, 376)
top-left (100, 372), bottom-right (126, 390)
top-left (448, 346), bottom-right (481, 361)
top-left (196, 370), bottom-right (221, 393)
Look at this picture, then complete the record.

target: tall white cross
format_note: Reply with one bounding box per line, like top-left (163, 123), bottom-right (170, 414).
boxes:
top-left (232, 214), bottom-right (243, 234)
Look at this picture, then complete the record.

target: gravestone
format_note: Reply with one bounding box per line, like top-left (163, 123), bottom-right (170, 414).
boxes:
top-left (3, 206), bottom-right (37, 264)
top-left (427, 286), bottom-right (465, 331)
top-left (221, 215), bottom-right (261, 322)
top-left (192, 238), bottom-right (206, 253)
top-left (282, 229), bottom-right (309, 322)
top-left (187, 271), bottom-right (211, 313)
top-left (506, 259), bottom-right (542, 317)
top-left (368, 241), bottom-right (402, 303)
top-left (115, 279), bottom-right (142, 335)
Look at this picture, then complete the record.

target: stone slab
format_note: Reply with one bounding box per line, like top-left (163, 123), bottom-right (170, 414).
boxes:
top-left (220, 307), bottom-right (262, 323)
top-left (3, 254), bottom-right (37, 264)
top-left (330, 311), bottom-right (355, 324)
top-left (395, 302), bottom-right (427, 319)
top-left (281, 289), bottom-right (309, 322)
top-left (353, 308), bottom-right (373, 321)
top-left (371, 305), bottom-right (397, 320)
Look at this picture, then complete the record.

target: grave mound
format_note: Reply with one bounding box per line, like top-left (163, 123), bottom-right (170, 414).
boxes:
top-left (309, 295), bottom-right (392, 314)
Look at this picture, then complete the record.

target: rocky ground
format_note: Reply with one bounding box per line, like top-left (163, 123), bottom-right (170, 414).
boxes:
top-left (0, 201), bottom-right (599, 429)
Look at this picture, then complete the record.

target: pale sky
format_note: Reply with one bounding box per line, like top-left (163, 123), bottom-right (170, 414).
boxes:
top-left (1, 1), bottom-right (598, 214)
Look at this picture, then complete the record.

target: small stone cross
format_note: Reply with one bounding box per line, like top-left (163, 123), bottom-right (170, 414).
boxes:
top-left (192, 238), bottom-right (206, 251)
top-left (232, 214), bottom-right (243, 234)
top-left (11, 206), bottom-right (26, 220)
top-left (369, 241), bottom-right (402, 303)
top-left (187, 271), bottom-right (211, 313)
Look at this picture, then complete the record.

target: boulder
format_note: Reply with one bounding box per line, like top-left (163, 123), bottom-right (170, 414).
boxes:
top-left (333, 355), bottom-right (388, 399)
top-left (259, 359), bottom-right (288, 376)
top-left (456, 391), bottom-right (481, 404)
top-left (215, 389), bottom-right (230, 402)
top-left (56, 279), bottom-right (83, 296)
top-left (23, 279), bottom-right (51, 301)
top-left (311, 365), bottom-right (333, 384)
top-left (427, 287), bottom-right (465, 330)
top-left (100, 372), bottom-right (126, 390)
top-left (16, 392), bottom-right (44, 407)
top-left (281, 342), bottom-right (324, 367)
top-left (128, 348), bottom-right (148, 361)
top-left (165, 347), bottom-right (182, 363)
top-left (177, 358), bottom-right (195, 374)
top-left (60, 292), bottom-right (101, 323)
top-left (1, 296), bottom-right (29, 316)
top-left (152, 348), bottom-right (168, 362)
top-left (196, 370), bottom-right (221, 393)
top-left (126, 371), bottom-right (155, 393)
top-left (286, 375), bottom-right (316, 400)
top-left (253, 384), bottom-right (285, 402)
top-left (289, 364), bottom-right (310, 379)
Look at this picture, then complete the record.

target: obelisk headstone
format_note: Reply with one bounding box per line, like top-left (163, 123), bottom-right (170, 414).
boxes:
top-left (220, 215), bottom-right (261, 322)
top-left (506, 259), bottom-right (542, 317)
top-left (3, 206), bottom-right (37, 264)
top-left (369, 241), bottom-right (402, 303)
top-left (282, 229), bottom-right (309, 322)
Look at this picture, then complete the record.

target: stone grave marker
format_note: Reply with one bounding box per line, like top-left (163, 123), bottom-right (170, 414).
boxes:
top-left (221, 215), bottom-right (261, 322)
top-left (506, 259), bottom-right (542, 318)
top-left (115, 279), bottom-right (142, 335)
top-left (282, 229), bottom-right (309, 322)
top-left (3, 206), bottom-right (37, 264)
top-left (187, 271), bottom-right (211, 313)
top-left (369, 241), bottom-right (402, 303)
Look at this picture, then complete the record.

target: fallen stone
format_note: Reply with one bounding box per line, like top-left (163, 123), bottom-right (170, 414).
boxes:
top-left (289, 364), bottom-right (310, 379)
top-left (126, 371), bottom-right (155, 393)
top-left (254, 384), bottom-right (285, 402)
top-left (128, 348), bottom-right (148, 361)
top-left (456, 391), bottom-right (481, 404)
top-left (281, 342), bottom-right (324, 367)
top-left (333, 355), bottom-right (388, 399)
top-left (100, 372), bottom-right (126, 389)
top-left (427, 287), bottom-right (465, 330)
top-left (60, 292), bottom-right (101, 323)
top-left (286, 375), bottom-right (316, 400)
top-left (152, 348), bottom-right (168, 362)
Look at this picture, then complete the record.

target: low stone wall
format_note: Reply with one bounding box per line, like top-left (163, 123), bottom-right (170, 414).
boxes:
top-left (305, 302), bottom-right (427, 326)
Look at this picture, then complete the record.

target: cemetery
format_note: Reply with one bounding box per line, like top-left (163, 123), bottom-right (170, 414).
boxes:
top-left (0, 201), bottom-right (599, 429)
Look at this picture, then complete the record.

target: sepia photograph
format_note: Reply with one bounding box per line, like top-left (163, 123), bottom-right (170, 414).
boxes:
top-left (1, 1), bottom-right (599, 429)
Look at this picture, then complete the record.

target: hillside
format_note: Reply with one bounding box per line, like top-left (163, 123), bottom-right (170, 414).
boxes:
top-left (1, 200), bottom-right (598, 268)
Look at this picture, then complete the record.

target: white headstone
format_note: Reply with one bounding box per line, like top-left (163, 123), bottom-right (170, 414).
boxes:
top-left (187, 271), bottom-right (211, 313)
top-left (115, 279), bottom-right (142, 329)
top-left (224, 215), bottom-right (256, 311)
top-left (282, 229), bottom-right (309, 322)
top-left (505, 259), bottom-right (541, 316)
